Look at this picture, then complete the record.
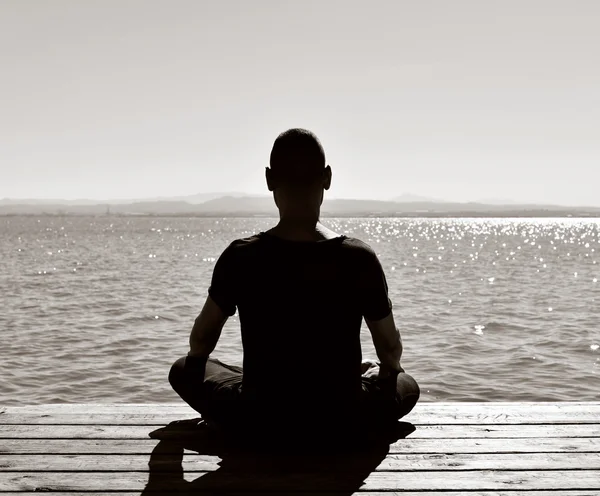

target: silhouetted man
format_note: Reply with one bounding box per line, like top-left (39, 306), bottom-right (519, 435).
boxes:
top-left (169, 128), bottom-right (419, 444)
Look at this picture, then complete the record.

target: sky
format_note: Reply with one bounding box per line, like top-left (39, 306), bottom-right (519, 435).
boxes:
top-left (1, 1), bottom-right (599, 206)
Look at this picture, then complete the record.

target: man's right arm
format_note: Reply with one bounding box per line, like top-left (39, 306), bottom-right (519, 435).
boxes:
top-left (357, 241), bottom-right (404, 379)
top-left (365, 312), bottom-right (404, 378)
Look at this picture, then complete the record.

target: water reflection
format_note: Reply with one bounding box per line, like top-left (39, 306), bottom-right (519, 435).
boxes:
top-left (1, 216), bottom-right (598, 405)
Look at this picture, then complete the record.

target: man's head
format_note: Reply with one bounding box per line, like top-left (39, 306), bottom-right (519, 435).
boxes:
top-left (266, 128), bottom-right (332, 220)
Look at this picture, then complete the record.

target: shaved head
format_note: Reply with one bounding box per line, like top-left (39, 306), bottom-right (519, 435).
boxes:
top-left (269, 128), bottom-right (326, 187)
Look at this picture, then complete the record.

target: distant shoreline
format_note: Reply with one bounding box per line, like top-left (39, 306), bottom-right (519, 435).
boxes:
top-left (2, 195), bottom-right (600, 218)
top-left (2, 211), bottom-right (599, 219)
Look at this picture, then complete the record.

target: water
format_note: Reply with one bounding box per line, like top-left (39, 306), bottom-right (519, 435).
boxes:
top-left (1, 216), bottom-right (599, 406)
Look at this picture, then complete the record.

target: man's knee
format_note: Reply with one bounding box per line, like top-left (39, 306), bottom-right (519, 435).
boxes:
top-left (395, 372), bottom-right (420, 418)
top-left (397, 372), bottom-right (420, 400)
top-left (168, 356), bottom-right (188, 392)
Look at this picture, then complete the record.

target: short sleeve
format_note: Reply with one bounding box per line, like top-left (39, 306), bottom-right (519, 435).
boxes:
top-left (358, 246), bottom-right (392, 321)
top-left (207, 243), bottom-right (237, 316)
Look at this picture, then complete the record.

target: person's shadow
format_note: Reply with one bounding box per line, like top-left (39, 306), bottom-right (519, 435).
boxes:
top-left (141, 418), bottom-right (416, 495)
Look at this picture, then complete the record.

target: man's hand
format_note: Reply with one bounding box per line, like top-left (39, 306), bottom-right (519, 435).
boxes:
top-left (361, 358), bottom-right (404, 381)
top-left (361, 359), bottom-right (380, 378)
top-left (182, 355), bottom-right (208, 384)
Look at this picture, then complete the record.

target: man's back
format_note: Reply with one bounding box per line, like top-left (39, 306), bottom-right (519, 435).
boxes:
top-left (208, 231), bottom-right (393, 421)
top-left (169, 129), bottom-right (418, 440)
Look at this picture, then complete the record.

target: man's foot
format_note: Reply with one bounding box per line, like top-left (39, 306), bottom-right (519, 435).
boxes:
top-left (148, 417), bottom-right (223, 441)
top-left (198, 418), bottom-right (223, 434)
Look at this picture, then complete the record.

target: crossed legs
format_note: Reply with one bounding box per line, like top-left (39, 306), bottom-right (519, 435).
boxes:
top-left (169, 356), bottom-right (420, 432)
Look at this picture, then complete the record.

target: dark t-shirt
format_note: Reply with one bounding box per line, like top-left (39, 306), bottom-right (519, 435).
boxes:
top-left (208, 231), bottom-right (392, 421)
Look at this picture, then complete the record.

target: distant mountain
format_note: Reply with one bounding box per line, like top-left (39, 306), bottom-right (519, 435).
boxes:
top-left (391, 193), bottom-right (444, 203)
top-left (475, 197), bottom-right (520, 205)
top-left (140, 192), bottom-right (268, 204)
top-left (2, 193), bottom-right (600, 217)
top-left (0, 191), bottom-right (263, 206)
top-left (0, 197), bottom-right (106, 206)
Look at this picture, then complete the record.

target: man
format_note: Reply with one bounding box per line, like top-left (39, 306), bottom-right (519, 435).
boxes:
top-left (169, 128), bottom-right (419, 444)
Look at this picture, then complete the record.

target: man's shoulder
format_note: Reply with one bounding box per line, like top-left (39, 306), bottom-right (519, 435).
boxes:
top-left (340, 236), bottom-right (378, 257)
top-left (223, 233), bottom-right (378, 260)
top-left (229, 233), bottom-right (263, 246)
top-left (223, 233), bottom-right (264, 253)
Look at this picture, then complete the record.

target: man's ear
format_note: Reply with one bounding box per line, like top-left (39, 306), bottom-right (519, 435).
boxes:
top-left (265, 167), bottom-right (275, 192)
top-left (323, 165), bottom-right (332, 191)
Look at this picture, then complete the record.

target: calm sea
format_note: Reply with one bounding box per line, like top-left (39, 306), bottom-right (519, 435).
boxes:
top-left (1, 216), bottom-right (599, 406)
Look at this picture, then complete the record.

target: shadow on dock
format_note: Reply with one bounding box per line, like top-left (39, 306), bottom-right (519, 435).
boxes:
top-left (141, 418), bottom-right (415, 495)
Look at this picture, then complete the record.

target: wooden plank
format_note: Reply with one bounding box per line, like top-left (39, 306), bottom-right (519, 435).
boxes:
top-left (1, 423), bottom-right (598, 439)
top-left (4, 412), bottom-right (600, 426)
top-left (1, 452), bottom-right (599, 472)
top-left (2, 470), bottom-right (600, 491)
top-left (3, 413), bottom-right (600, 427)
top-left (0, 413), bottom-right (190, 425)
top-left (5, 401), bottom-right (600, 413)
top-left (1, 493), bottom-right (599, 496)
top-left (3, 402), bottom-right (599, 424)
top-left (1, 437), bottom-right (598, 455)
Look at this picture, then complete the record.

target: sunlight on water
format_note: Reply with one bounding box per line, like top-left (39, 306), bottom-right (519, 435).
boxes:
top-left (1, 216), bottom-right (599, 405)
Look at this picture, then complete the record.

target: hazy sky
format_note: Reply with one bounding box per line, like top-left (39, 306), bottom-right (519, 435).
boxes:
top-left (1, 1), bottom-right (599, 205)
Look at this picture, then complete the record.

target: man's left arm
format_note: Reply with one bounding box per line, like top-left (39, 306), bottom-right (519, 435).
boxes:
top-left (188, 295), bottom-right (229, 359)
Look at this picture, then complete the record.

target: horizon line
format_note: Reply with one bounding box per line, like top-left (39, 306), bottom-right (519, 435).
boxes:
top-left (1, 193), bottom-right (600, 210)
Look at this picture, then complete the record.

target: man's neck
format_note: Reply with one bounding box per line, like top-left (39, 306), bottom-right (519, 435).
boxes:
top-left (269, 218), bottom-right (339, 242)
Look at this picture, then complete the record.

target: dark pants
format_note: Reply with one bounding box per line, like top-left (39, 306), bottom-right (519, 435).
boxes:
top-left (169, 356), bottom-right (420, 442)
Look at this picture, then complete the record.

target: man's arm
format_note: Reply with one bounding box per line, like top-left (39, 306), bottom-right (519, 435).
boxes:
top-left (189, 240), bottom-right (237, 359)
top-left (188, 295), bottom-right (229, 358)
top-left (357, 242), bottom-right (403, 379)
top-left (365, 311), bottom-right (404, 379)
top-left (183, 242), bottom-right (237, 379)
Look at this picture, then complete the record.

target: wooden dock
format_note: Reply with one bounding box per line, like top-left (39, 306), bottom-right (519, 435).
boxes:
top-left (1, 402), bottom-right (599, 495)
